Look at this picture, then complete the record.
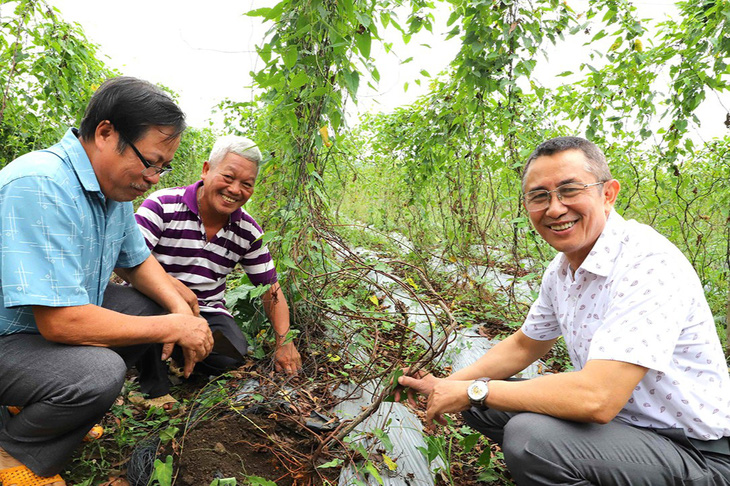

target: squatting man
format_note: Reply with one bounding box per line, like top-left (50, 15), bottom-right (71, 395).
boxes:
top-left (126, 134), bottom-right (302, 392)
top-left (0, 77), bottom-right (213, 485)
top-left (396, 136), bottom-right (730, 485)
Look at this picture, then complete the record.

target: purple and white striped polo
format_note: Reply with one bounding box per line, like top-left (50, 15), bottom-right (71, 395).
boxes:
top-left (135, 180), bottom-right (277, 316)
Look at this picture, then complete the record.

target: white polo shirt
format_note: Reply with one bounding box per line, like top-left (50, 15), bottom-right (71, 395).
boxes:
top-left (523, 210), bottom-right (730, 440)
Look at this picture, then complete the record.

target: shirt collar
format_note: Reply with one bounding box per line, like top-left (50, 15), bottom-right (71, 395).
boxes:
top-left (568, 209), bottom-right (626, 277)
top-left (183, 180), bottom-right (203, 215)
top-left (183, 179), bottom-right (244, 223)
top-left (61, 128), bottom-right (101, 194)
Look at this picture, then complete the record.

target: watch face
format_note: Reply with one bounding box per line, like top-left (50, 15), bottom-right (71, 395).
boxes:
top-left (468, 381), bottom-right (488, 400)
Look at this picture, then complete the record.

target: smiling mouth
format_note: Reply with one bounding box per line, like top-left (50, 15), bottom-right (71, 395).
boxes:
top-left (549, 221), bottom-right (576, 231)
top-left (221, 194), bottom-right (238, 204)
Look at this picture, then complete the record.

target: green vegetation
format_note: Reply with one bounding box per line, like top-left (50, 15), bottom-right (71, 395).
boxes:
top-left (1, 0), bottom-right (729, 484)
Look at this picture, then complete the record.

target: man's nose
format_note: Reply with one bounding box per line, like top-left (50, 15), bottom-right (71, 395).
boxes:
top-left (143, 172), bottom-right (161, 184)
top-left (545, 192), bottom-right (568, 216)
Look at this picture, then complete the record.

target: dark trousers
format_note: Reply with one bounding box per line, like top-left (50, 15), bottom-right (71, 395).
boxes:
top-left (463, 407), bottom-right (730, 485)
top-left (0, 284), bottom-right (169, 476)
top-left (105, 283), bottom-right (248, 383)
top-left (0, 334), bottom-right (127, 476)
top-left (102, 283), bottom-right (170, 397)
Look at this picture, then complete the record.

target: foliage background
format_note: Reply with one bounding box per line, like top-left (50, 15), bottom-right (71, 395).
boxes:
top-left (1, 0), bottom-right (729, 483)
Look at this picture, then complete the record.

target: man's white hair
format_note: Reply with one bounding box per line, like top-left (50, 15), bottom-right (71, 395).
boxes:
top-left (208, 135), bottom-right (262, 168)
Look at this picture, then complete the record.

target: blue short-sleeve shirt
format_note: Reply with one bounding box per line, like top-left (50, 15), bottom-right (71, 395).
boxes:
top-left (0, 128), bottom-right (150, 335)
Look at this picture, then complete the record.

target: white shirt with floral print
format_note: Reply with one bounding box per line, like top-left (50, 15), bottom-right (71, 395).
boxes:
top-left (523, 210), bottom-right (730, 440)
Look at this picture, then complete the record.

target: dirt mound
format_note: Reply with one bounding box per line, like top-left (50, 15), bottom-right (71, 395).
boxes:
top-left (176, 412), bottom-right (339, 485)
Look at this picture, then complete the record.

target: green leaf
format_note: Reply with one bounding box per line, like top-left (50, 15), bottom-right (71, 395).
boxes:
top-left (461, 433), bottom-right (481, 452)
top-left (159, 426), bottom-right (179, 444)
top-left (389, 368), bottom-right (404, 392)
top-left (342, 70), bottom-right (360, 95)
top-left (279, 256), bottom-right (298, 269)
top-left (246, 2), bottom-right (285, 20)
top-left (150, 455), bottom-right (174, 486)
top-left (446, 10), bottom-right (461, 27)
top-left (246, 7), bottom-right (273, 19)
top-left (364, 462), bottom-right (383, 483)
top-left (283, 46), bottom-right (298, 69)
top-left (477, 449), bottom-right (492, 468)
top-left (249, 283), bottom-right (273, 299)
top-left (591, 30), bottom-right (607, 42)
top-left (290, 70), bottom-right (309, 89)
top-left (356, 32), bottom-right (372, 58)
top-left (244, 476), bottom-right (277, 486)
top-left (317, 458), bottom-right (344, 469)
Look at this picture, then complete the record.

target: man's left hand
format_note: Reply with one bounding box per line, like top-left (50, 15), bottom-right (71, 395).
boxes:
top-left (275, 341), bottom-right (302, 375)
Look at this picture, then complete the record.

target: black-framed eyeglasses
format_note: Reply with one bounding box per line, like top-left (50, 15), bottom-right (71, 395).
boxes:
top-left (523, 181), bottom-right (606, 212)
top-left (125, 138), bottom-right (173, 178)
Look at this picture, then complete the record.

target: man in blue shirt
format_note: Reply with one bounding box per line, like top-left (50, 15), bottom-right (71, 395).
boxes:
top-left (0, 77), bottom-right (213, 485)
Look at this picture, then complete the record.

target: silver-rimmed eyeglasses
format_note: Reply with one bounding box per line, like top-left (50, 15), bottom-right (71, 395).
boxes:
top-left (523, 181), bottom-right (606, 212)
top-left (125, 138), bottom-right (173, 178)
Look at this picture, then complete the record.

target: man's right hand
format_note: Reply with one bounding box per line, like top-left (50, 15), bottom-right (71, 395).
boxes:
top-left (168, 275), bottom-right (200, 316)
top-left (169, 314), bottom-right (213, 377)
top-left (397, 372), bottom-right (472, 428)
top-left (395, 370), bottom-right (438, 406)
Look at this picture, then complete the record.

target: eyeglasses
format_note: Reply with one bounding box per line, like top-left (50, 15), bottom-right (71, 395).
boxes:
top-left (523, 181), bottom-right (606, 212)
top-left (125, 138), bottom-right (173, 178)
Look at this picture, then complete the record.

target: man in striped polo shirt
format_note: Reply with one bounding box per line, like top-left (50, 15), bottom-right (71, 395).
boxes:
top-left (134, 135), bottom-right (302, 377)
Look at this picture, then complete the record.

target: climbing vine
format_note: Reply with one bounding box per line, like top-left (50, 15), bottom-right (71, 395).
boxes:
top-left (0, 0), bottom-right (112, 166)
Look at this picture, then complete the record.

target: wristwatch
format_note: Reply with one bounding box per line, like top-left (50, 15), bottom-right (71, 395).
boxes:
top-left (467, 378), bottom-right (491, 409)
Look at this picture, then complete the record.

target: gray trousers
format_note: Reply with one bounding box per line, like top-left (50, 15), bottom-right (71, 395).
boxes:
top-left (463, 408), bottom-right (730, 485)
top-left (0, 284), bottom-right (169, 476)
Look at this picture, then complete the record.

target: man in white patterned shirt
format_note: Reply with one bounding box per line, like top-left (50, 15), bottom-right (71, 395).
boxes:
top-left (398, 137), bottom-right (730, 485)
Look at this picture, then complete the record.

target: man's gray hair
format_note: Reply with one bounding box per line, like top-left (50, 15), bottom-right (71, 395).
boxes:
top-left (521, 136), bottom-right (612, 191)
top-left (208, 135), bottom-right (262, 168)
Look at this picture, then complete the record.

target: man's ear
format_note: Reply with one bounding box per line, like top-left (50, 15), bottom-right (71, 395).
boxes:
top-left (603, 179), bottom-right (621, 214)
top-left (201, 160), bottom-right (210, 179)
top-left (94, 120), bottom-right (115, 151)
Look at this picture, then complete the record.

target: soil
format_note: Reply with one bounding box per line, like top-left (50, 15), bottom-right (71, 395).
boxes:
top-left (175, 413), bottom-right (339, 485)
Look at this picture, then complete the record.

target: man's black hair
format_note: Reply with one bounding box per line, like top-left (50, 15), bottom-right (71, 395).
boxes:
top-left (522, 136), bottom-right (612, 189)
top-left (79, 76), bottom-right (186, 151)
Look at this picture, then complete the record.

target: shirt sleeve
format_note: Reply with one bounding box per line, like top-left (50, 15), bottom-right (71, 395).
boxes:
top-left (521, 257), bottom-right (564, 341)
top-left (135, 193), bottom-right (165, 250)
top-left (588, 251), bottom-right (686, 373)
top-left (0, 176), bottom-right (90, 307)
top-left (521, 275), bottom-right (562, 341)
top-left (238, 216), bottom-right (278, 286)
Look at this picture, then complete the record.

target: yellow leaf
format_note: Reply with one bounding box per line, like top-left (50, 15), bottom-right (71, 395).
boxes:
top-left (327, 353), bottom-right (341, 362)
top-left (406, 277), bottom-right (420, 291)
top-left (319, 126), bottom-right (332, 147)
top-left (369, 294), bottom-right (379, 306)
top-left (383, 454), bottom-right (397, 471)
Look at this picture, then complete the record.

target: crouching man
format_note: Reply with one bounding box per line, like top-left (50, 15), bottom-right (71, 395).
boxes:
top-left (397, 137), bottom-right (730, 485)
top-left (0, 77), bottom-right (213, 485)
